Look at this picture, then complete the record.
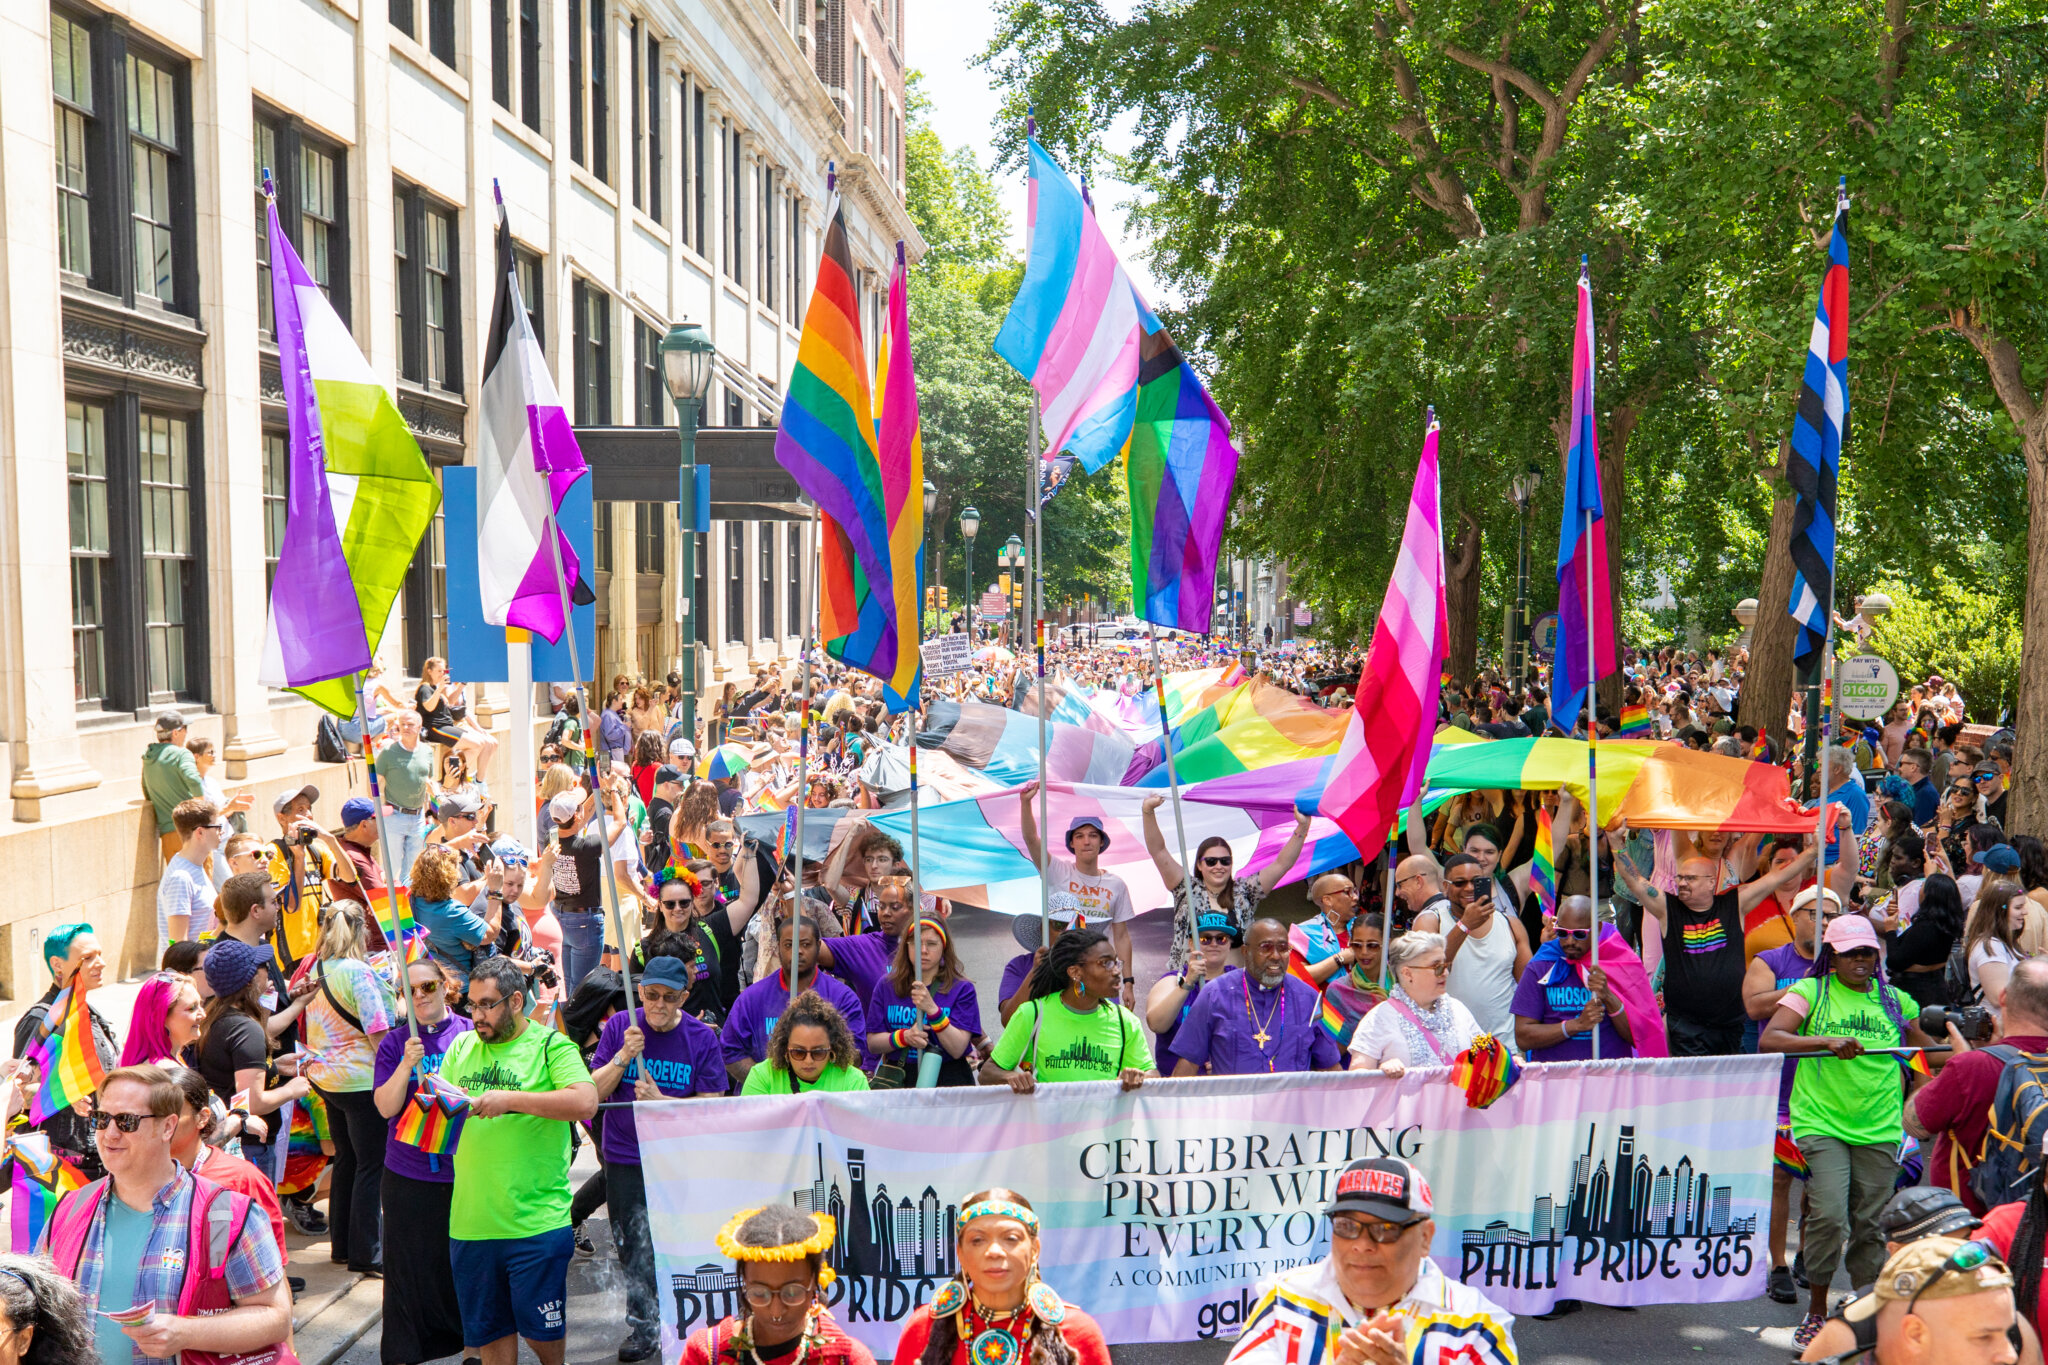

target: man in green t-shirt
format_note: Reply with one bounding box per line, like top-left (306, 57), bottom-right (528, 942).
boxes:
top-left (981, 929), bottom-right (1155, 1092)
top-left (439, 957), bottom-right (597, 1365)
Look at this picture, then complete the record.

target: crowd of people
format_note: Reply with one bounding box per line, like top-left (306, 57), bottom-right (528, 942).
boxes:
top-left (0, 626), bottom-right (2024, 1364)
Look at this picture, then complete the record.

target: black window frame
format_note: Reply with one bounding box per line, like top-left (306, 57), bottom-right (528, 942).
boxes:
top-left (252, 104), bottom-right (353, 340)
top-left (393, 180), bottom-right (463, 395)
top-left (787, 525), bottom-right (801, 633)
top-left (572, 278), bottom-right (612, 425)
top-left (633, 315), bottom-right (663, 425)
top-left (757, 521), bottom-right (775, 640)
top-left (724, 122), bottom-right (744, 286)
top-left (51, 7), bottom-right (94, 282)
top-left (492, 0), bottom-right (542, 130)
top-left (391, 0), bottom-right (457, 66)
top-left (634, 501), bottom-right (666, 576)
top-left (724, 521), bottom-right (745, 643)
top-left (692, 86), bottom-right (707, 252)
top-left (401, 484), bottom-right (449, 674)
top-left (514, 246), bottom-right (545, 347)
top-left (644, 30), bottom-right (662, 223)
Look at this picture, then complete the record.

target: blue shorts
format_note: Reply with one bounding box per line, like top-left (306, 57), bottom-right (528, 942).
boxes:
top-left (450, 1225), bottom-right (574, 1345)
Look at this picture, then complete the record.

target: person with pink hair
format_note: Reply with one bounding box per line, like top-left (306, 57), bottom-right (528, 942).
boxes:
top-left (118, 971), bottom-right (202, 1069)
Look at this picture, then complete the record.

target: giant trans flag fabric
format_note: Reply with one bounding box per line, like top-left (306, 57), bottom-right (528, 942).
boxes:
top-left (777, 198), bottom-right (918, 708)
top-left (642, 1056), bottom-right (1780, 1354)
top-left (1124, 325), bottom-right (1240, 634)
top-left (994, 138), bottom-right (1144, 472)
top-left (257, 196), bottom-right (439, 716)
top-left (478, 185), bottom-right (591, 643)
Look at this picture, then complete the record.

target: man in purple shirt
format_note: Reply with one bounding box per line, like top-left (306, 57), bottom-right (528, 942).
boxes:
top-left (1511, 897), bottom-right (1635, 1062)
top-left (1169, 919), bottom-right (1344, 1075)
top-left (590, 953), bottom-right (728, 1362)
top-left (720, 916), bottom-right (867, 1080)
top-left (819, 875), bottom-right (913, 1007)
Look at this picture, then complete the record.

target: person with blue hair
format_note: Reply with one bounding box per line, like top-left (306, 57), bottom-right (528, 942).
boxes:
top-left (8, 923), bottom-right (118, 1178)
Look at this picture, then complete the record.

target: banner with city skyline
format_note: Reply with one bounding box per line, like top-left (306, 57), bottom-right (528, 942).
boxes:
top-left (639, 1056), bottom-right (1777, 1350)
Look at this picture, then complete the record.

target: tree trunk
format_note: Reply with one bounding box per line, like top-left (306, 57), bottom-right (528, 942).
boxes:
top-left (2010, 425), bottom-right (2048, 836)
top-left (1445, 510), bottom-right (1483, 688)
top-left (1740, 442), bottom-right (1801, 759)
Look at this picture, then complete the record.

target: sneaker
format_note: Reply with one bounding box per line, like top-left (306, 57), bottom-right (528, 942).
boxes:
top-left (1792, 1314), bottom-right (1825, 1349)
top-left (1768, 1266), bottom-right (1798, 1305)
top-left (573, 1224), bottom-right (596, 1259)
top-left (285, 1201), bottom-right (329, 1237)
top-left (1533, 1299), bottom-right (1581, 1321)
top-left (618, 1333), bottom-right (660, 1363)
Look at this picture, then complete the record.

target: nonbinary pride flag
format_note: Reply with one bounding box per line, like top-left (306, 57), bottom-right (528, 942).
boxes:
top-left (994, 139), bottom-right (1144, 473)
top-left (1553, 264), bottom-right (1616, 729)
top-left (1788, 182), bottom-right (1849, 675)
top-left (478, 183), bottom-right (593, 643)
top-left (1320, 411), bottom-right (1447, 865)
top-left (256, 185), bottom-right (440, 716)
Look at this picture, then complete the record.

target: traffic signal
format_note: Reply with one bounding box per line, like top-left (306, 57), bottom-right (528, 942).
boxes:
top-left (925, 587), bottom-right (936, 612)
top-left (938, 586), bottom-right (949, 609)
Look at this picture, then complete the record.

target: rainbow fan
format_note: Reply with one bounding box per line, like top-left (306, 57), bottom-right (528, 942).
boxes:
top-left (393, 1072), bottom-right (469, 1156)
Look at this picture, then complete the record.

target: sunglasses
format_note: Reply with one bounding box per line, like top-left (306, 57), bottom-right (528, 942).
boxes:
top-left (1197, 933), bottom-right (1235, 946)
top-left (1973, 773), bottom-right (1999, 783)
top-left (411, 979), bottom-right (443, 996)
top-left (1908, 1239), bottom-right (1997, 1316)
top-left (1554, 927), bottom-right (1592, 941)
top-left (709, 841), bottom-right (735, 851)
top-left (1330, 1215), bottom-right (1408, 1245)
top-left (1200, 856), bottom-right (1233, 869)
top-left (640, 987), bottom-right (685, 1005)
top-left (89, 1111), bottom-right (160, 1133)
top-left (1402, 961), bottom-right (1451, 976)
top-left (785, 1045), bottom-right (833, 1062)
top-left (660, 895), bottom-right (693, 908)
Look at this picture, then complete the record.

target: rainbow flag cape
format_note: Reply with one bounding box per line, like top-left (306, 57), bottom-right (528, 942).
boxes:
top-left (254, 181), bottom-right (440, 716)
top-left (25, 984), bottom-right (105, 1124)
top-left (1124, 325), bottom-right (1239, 634)
top-left (4, 1133), bottom-right (86, 1253)
top-left (1618, 703), bottom-right (1654, 737)
top-left (1531, 807), bottom-right (1557, 921)
top-left (393, 1072), bottom-right (469, 1155)
top-left (1449, 1033), bottom-right (1522, 1110)
top-left (775, 189), bottom-right (921, 710)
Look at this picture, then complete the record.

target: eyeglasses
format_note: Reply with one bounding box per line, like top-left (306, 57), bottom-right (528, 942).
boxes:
top-left (469, 994), bottom-right (514, 1015)
top-left (1401, 961), bottom-right (1451, 976)
top-left (1323, 886), bottom-right (1360, 899)
top-left (742, 1282), bottom-right (815, 1308)
top-left (640, 987), bottom-right (684, 1005)
top-left (88, 1111), bottom-right (159, 1133)
top-left (1907, 1239), bottom-right (1997, 1316)
top-left (785, 1045), bottom-right (833, 1062)
top-left (411, 980), bottom-right (443, 997)
top-left (1200, 856), bottom-right (1233, 868)
top-left (1330, 1215), bottom-right (1408, 1245)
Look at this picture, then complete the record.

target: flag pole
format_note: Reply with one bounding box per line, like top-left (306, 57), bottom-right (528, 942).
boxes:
top-left (540, 509), bottom-right (634, 1007)
top-left (1148, 626), bottom-right (1194, 963)
top-left (1380, 842), bottom-right (1396, 993)
top-left (793, 500), bottom-right (817, 1004)
top-left (1030, 406), bottom-right (1052, 950)
top-left (353, 676), bottom-right (418, 1041)
top-left (1583, 502), bottom-right (1601, 1064)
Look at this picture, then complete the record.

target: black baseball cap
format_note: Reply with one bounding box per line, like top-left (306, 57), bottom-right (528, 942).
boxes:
top-left (1326, 1158), bottom-right (1434, 1226)
top-left (1878, 1186), bottom-right (1980, 1243)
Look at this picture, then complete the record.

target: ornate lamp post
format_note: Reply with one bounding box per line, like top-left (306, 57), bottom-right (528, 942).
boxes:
top-left (659, 321), bottom-right (717, 738)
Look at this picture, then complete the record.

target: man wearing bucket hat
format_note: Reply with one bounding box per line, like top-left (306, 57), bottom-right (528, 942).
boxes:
top-left (1019, 781), bottom-right (1137, 1006)
top-left (1226, 1158), bottom-right (1515, 1365)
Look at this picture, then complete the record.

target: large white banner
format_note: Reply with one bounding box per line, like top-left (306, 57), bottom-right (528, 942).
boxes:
top-left (641, 1057), bottom-right (1778, 1357)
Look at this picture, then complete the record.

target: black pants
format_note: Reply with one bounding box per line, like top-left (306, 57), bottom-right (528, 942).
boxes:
top-left (572, 1167), bottom-right (608, 1226)
top-left (315, 1084), bottom-right (386, 1271)
top-left (380, 1170), bottom-right (463, 1365)
top-left (1667, 1015), bottom-right (1745, 1058)
top-left (606, 1161), bottom-right (657, 1341)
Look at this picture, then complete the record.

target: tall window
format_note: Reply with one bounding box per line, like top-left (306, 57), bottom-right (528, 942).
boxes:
top-left (394, 183), bottom-right (461, 392)
top-left (633, 317), bottom-right (663, 424)
top-left (515, 247), bottom-right (545, 346)
top-left (724, 389), bottom-right (744, 427)
top-left (724, 124), bottom-right (744, 286)
top-left (593, 501), bottom-right (613, 572)
top-left (404, 495), bottom-right (449, 672)
top-left (567, 0), bottom-right (608, 179)
top-left (693, 531), bottom-right (708, 642)
top-left (785, 193), bottom-right (802, 323)
top-left (127, 51), bottom-right (182, 305)
top-left (137, 410), bottom-right (194, 699)
top-left (67, 401), bottom-right (110, 706)
top-left (759, 168), bottom-right (777, 311)
top-left (252, 111), bottom-right (351, 339)
top-left (629, 19), bottom-right (662, 221)
top-left (787, 528), bottom-right (802, 633)
top-left (261, 431), bottom-right (288, 593)
top-left (634, 502), bottom-right (665, 575)
top-left (390, 0), bottom-right (456, 66)
top-left (572, 279), bottom-right (612, 424)
top-left (692, 87), bottom-right (707, 252)
top-left (490, 0), bottom-right (543, 130)
top-left (724, 522), bottom-right (744, 642)
top-left (52, 11), bottom-right (92, 279)
top-left (757, 522), bottom-right (775, 639)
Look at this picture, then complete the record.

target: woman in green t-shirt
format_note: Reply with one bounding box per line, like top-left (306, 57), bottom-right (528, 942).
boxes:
top-left (740, 991), bottom-right (872, 1096)
top-left (980, 930), bottom-right (1155, 1093)
top-left (1761, 912), bottom-right (1935, 1347)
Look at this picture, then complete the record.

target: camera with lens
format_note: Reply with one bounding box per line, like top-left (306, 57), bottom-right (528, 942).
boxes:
top-left (523, 950), bottom-right (561, 992)
top-left (1920, 1005), bottom-right (1996, 1044)
top-left (291, 825), bottom-right (319, 848)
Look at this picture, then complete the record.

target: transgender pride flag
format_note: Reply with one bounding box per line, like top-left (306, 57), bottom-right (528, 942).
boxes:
top-left (477, 183), bottom-right (590, 642)
top-left (994, 138), bottom-right (1144, 473)
top-left (1320, 412), bottom-right (1448, 864)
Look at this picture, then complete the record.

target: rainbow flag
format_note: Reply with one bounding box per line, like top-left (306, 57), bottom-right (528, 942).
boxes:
top-left (25, 984), bottom-right (105, 1124)
top-left (393, 1072), bottom-right (469, 1156)
top-left (368, 887), bottom-right (426, 962)
top-left (1124, 325), bottom-right (1240, 634)
top-left (277, 1090), bottom-right (332, 1196)
top-left (1449, 1033), bottom-right (1522, 1110)
top-left (1774, 1128), bottom-right (1810, 1180)
top-left (4, 1134), bottom-right (86, 1253)
top-left (776, 190), bottom-right (921, 711)
top-left (1618, 703), bottom-right (1654, 737)
top-left (1531, 807), bottom-right (1557, 922)
top-left (775, 805), bottom-right (796, 867)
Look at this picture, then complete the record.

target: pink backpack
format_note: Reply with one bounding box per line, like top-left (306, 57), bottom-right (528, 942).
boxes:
top-left (47, 1174), bottom-right (297, 1365)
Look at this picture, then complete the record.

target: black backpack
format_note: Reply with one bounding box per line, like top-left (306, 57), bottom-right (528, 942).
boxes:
top-left (1945, 939), bottom-right (1981, 1010)
top-left (1968, 1045), bottom-right (2048, 1208)
top-left (314, 714), bottom-right (349, 764)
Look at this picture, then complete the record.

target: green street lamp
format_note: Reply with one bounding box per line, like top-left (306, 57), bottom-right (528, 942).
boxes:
top-left (1003, 533), bottom-right (1024, 649)
top-left (660, 320), bottom-right (717, 740)
top-left (959, 505), bottom-right (980, 641)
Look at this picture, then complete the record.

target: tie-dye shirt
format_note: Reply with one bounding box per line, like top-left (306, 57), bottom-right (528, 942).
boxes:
top-left (1659, 890), bottom-right (1747, 1030)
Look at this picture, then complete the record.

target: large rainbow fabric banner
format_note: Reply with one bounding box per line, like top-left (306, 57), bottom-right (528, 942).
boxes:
top-left (777, 199), bottom-right (920, 709)
top-left (4, 1132), bottom-right (86, 1253)
top-left (1124, 326), bottom-right (1240, 633)
top-left (641, 1056), bottom-right (1779, 1354)
top-left (255, 188), bottom-right (440, 716)
top-left (1129, 680), bottom-right (1350, 787)
top-left (994, 138), bottom-right (1145, 472)
top-left (1420, 737), bottom-right (1818, 833)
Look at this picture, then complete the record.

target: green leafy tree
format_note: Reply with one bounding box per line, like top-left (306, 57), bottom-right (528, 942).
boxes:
top-left (1867, 570), bottom-right (2023, 720)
